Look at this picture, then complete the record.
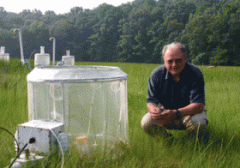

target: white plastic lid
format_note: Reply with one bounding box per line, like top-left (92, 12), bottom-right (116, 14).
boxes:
top-left (62, 50), bottom-right (72, 57)
top-left (35, 46), bottom-right (50, 57)
top-left (27, 66), bottom-right (127, 82)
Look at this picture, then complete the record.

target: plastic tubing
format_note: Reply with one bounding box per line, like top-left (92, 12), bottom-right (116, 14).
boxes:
top-left (48, 128), bottom-right (64, 168)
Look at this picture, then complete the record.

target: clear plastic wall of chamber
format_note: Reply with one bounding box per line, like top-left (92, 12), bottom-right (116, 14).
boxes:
top-left (27, 79), bottom-right (128, 158)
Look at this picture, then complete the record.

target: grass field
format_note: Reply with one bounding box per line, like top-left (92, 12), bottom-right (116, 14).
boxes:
top-left (0, 59), bottom-right (240, 167)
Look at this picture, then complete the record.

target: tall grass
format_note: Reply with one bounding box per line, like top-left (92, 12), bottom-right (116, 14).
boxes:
top-left (0, 60), bottom-right (239, 167)
top-left (0, 60), bottom-right (30, 166)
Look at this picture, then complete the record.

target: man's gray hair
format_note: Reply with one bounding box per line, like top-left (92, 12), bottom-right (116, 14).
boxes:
top-left (162, 42), bottom-right (187, 58)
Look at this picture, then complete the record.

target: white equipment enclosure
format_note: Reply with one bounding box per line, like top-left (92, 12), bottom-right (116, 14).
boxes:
top-left (27, 65), bottom-right (128, 158)
top-left (0, 46), bottom-right (10, 61)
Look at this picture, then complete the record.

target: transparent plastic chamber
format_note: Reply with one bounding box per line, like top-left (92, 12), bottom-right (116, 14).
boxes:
top-left (27, 66), bottom-right (128, 158)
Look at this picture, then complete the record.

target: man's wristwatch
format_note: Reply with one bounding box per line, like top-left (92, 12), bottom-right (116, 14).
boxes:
top-left (176, 109), bottom-right (181, 119)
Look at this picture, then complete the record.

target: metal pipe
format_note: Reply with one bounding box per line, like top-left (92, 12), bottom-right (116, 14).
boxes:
top-left (14, 29), bottom-right (25, 64)
top-left (49, 37), bottom-right (56, 65)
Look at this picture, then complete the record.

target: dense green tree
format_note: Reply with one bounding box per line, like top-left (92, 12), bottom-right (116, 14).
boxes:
top-left (181, 7), bottom-right (217, 64)
top-left (43, 11), bottom-right (56, 26)
top-left (147, 0), bottom-right (196, 63)
top-left (23, 21), bottom-right (50, 58)
top-left (221, 0), bottom-right (240, 65)
top-left (0, 0), bottom-right (239, 65)
top-left (0, 7), bottom-right (8, 30)
top-left (68, 7), bottom-right (84, 25)
top-left (182, 0), bottom-right (240, 65)
top-left (49, 20), bottom-right (76, 59)
top-left (0, 29), bottom-right (19, 57)
top-left (88, 4), bottom-right (122, 62)
top-left (118, 0), bottom-right (156, 62)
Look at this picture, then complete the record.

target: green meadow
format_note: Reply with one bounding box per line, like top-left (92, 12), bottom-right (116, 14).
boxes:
top-left (0, 59), bottom-right (240, 167)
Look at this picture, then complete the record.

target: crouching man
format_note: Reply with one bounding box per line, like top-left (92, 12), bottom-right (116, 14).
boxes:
top-left (141, 42), bottom-right (208, 140)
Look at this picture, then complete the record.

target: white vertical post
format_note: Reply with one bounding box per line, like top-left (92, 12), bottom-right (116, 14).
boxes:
top-left (18, 29), bottom-right (25, 64)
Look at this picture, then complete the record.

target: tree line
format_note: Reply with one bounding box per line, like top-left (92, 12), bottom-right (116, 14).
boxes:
top-left (0, 0), bottom-right (239, 65)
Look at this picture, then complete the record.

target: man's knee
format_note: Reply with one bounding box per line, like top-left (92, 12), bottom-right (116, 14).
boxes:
top-left (141, 113), bottom-right (168, 136)
top-left (192, 111), bottom-right (208, 127)
top-left (141, 113), bottom-right (162, 132)
top-left (185, 111), bottom-right (208, 132)
top-left (141, 113), bottom-right (152, 131)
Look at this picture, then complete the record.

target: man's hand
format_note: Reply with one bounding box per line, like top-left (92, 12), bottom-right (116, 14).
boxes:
top-left (150, 109), bottom-right (176, 122)
top-left (147, 103), bottom-right (163, 120)
top-left (149, 106), bottom-right (162, 120)
top-left (147, 103), bottom-right (178, 122)
top-left (159, 109), bottom-right (176, 122)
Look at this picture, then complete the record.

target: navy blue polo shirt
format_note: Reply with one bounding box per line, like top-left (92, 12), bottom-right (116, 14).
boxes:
top-left (147, 62), bottom-right (205, 109)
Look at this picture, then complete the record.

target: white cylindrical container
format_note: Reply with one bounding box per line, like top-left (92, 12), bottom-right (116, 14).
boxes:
top-left (27, 66), bottom-right (128, 159)
top-left (34, 46), bottom-right (50, 67)
top-left (62, 50), bottom-right (75, 66)
top-left (0, 46), bottom-right (10, 61)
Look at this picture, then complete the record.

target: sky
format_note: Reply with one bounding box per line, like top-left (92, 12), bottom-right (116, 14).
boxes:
top-left (1, 0), bottom-right (135, 15)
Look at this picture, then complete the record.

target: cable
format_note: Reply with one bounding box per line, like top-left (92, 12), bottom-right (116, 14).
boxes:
top-left (0, 127), bottom-right (20, 154)
top-left (5, 124), bottom-right (38, 168)
top-left (9, 143), bottom-right (28, 168)
top-left (28, 125), bottom-right (65, 168)
top-left (8, 138), bottom-right (36, 168)
top-left (2, 125), bottom-right (65, 168)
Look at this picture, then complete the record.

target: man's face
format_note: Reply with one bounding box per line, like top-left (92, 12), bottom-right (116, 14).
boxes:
top-left (163, 46), bottom-right (187, 77)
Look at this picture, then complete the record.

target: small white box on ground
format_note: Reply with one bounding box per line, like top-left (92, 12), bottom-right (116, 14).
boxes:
top-left (17, 120), bottom-right (64, 154)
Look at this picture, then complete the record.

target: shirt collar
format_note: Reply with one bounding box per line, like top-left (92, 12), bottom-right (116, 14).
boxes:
top-left (164, 62), bottom-right (189, 80)
top-left (165, 70), bottom-right (169, 79)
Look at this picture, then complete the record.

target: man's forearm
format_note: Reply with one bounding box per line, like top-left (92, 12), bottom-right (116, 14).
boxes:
top-left (147, 103), bottom-right (159, 113)
top-left (177, 103), bottom-right (205, 117)
top-left (147, 102), bottom-right (204, 121)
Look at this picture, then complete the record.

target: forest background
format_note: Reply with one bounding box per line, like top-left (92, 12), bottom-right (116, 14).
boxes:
top-left (0, 0), bottom-right (240, 66)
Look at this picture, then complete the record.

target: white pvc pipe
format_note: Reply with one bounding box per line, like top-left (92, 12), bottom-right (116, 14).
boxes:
top-left (15, 29), bottom-right (25, 64)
